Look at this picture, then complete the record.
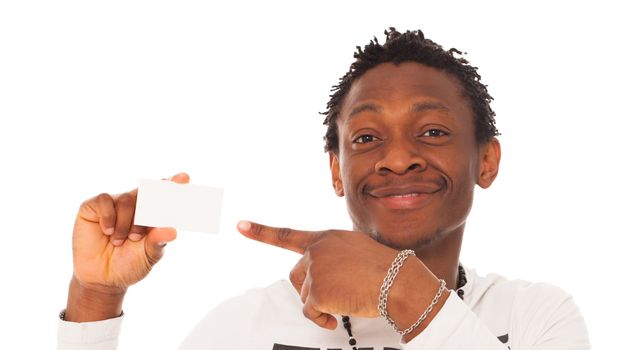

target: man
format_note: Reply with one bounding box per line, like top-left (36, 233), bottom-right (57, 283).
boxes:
top-left (58, 28), bottom-right (590, 349)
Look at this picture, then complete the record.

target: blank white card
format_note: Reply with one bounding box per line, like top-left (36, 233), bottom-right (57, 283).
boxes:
top-left (134, 179), bottom-right (223, 233)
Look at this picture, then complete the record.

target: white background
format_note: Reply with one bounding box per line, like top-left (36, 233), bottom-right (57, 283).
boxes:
top-left (1, 0), bottom-right (616, 348)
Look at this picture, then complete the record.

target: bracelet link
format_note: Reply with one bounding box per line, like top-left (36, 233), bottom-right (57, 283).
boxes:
top-left (378, 249), bottom-right (447, 336)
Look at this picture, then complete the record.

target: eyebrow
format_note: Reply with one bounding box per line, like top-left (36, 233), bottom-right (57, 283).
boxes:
top-left (411, 101), bottom-right (450, 114)
top-left (347, 101), bottom-right (451, 119)
top-left (348, 103), bottom-right (383, 118)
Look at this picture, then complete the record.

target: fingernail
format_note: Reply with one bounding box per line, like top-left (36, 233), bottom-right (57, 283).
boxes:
top-left (112, 239), bottom-right (124, 246)
top-left (128, 233), bottom-right (141, 241)
top-left (104, 227), bottom-right (114, 236)
top-left (237, 221), bottom-right (251, 231)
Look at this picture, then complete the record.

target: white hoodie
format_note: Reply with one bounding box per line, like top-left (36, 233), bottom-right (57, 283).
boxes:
top-left (57, 266), bottom-right (590, 349)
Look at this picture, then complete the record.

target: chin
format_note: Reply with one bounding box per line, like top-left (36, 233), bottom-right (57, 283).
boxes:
top-left (366, 223), bottom-right (443, 251)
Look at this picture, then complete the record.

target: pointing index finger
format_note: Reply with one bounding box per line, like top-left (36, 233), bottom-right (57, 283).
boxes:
top-left (237, 221), bottom-right (317, 254)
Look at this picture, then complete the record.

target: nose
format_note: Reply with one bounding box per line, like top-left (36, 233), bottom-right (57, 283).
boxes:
top-left (374, 139), bottom-right (427, 175)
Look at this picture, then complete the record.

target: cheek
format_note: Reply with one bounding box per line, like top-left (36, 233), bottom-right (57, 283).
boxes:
top-left (339, 153), bottom-right (376, 225)
top-left (339, 150), bottom-right (375, 190)
top-left (432, 151), bottom-right (478, 226)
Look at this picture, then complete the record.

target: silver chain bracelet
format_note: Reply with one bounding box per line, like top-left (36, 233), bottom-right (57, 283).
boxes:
top-left (378, 249), bottom-right (447, 336)
top-left (378, 250), bottom-right (415, 325)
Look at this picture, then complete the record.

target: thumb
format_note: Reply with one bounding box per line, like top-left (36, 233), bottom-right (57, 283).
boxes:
top-left (164, 172), bottom-right (190, 184)
top-left (144, 227), bottom-right (177, 264)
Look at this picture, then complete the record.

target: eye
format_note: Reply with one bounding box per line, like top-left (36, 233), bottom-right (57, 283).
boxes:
top-left (422, 129), bottom-right (448, 137)
top-left (352, 134), bottom-right (379, 144)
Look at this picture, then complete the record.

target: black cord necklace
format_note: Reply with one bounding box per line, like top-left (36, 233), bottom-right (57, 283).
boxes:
top-left (341, 264), bottom-right (467, 350)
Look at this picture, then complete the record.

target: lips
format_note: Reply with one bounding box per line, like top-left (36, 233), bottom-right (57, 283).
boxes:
top-left (366, 183), bottom-right (442, 210)
top-left (367, 183), bottom-right (442, 198)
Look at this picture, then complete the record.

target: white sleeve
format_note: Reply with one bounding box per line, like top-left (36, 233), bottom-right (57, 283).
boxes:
top-left (401, 293), bottom-right (507, 349)
top-left (56, 310), bottom-right (123, 350)
top-left (508, 283), bottom-right (590, 350)
top-left (401, 284), bottom-right (590, 350)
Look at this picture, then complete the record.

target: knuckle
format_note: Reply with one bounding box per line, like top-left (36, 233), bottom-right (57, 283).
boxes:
top-left (302, 305), bottom-right (311, 318)
top-left (288, 268), bottom-right (297, 281)
top-left (96, 192), bottom-right (113, 204)
top-left (288, 269), bottom-right (295, 282)
top-left (289, 269), bottom-right (305, 286)
top-left (81, 193), bottom-right (113, 215)
top-left (277, 227), bottom-right (292, 243)
top-left (315, 230), bottom-right (332, 242)
top-left (117, 193), bottom-right (134, 206)
top-left (252, 223), bottom-right (263, 237)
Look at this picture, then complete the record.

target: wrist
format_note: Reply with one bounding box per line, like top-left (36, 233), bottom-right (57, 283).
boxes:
top-left (64, 275), bottom-right (126, 322)
top-left (386, 257), bottom-right (450, 343)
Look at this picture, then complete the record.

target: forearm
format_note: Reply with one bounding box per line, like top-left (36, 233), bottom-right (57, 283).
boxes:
top-left (64, 275), bottom-right (126, 322)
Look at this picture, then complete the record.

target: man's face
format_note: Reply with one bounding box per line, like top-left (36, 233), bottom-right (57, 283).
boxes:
top-left (330, 62), bottom-right (499, 250)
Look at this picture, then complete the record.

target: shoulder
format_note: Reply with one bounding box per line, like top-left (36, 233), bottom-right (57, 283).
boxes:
top-left (463, 266), bottom-right (574, 309)
top-left (464, 267), bottom-right (589, 347)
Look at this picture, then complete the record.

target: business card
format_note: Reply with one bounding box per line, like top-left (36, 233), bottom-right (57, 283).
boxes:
top-left (134, 179), bottom-right (223, 233)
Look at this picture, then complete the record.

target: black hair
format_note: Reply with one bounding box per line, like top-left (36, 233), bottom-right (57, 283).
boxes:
top-left (321, 27), bottom-right (499, 152)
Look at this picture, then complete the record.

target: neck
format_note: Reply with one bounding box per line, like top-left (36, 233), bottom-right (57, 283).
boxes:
top-left (413, 226), bottom-right (464, 290)
top-left (358, 224), bottom-right (465, 291)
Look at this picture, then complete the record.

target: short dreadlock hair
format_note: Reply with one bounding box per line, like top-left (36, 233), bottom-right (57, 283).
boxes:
top-left (322, 28), bottom-right (499, 152)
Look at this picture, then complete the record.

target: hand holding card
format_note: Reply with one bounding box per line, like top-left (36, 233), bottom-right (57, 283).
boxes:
top-left (66, 173), bottom-right (196, 322)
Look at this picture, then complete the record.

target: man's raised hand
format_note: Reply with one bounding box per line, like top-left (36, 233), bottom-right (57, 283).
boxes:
top-left (65, 172), bottom-right (189, 322)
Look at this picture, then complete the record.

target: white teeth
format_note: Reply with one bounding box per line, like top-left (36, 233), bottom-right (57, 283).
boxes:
top-left (388, 193), bottom-right (420, 198)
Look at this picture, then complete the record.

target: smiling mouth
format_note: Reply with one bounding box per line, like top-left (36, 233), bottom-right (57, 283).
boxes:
top-left (366, 185), bottom-right (442, 210)
top-left (381, 193), bottom-right (422, 197)
top-left (369, 192), bottom-right (437, 210)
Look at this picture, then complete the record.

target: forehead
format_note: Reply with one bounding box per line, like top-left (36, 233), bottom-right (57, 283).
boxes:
top-left (339, 62), bottom-right (472, 122)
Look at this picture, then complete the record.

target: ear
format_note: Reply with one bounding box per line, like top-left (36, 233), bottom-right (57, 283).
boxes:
top-left (477, 138), bottom-right (501, 189)
top-left (329, 152), bottom-right (344, 197)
